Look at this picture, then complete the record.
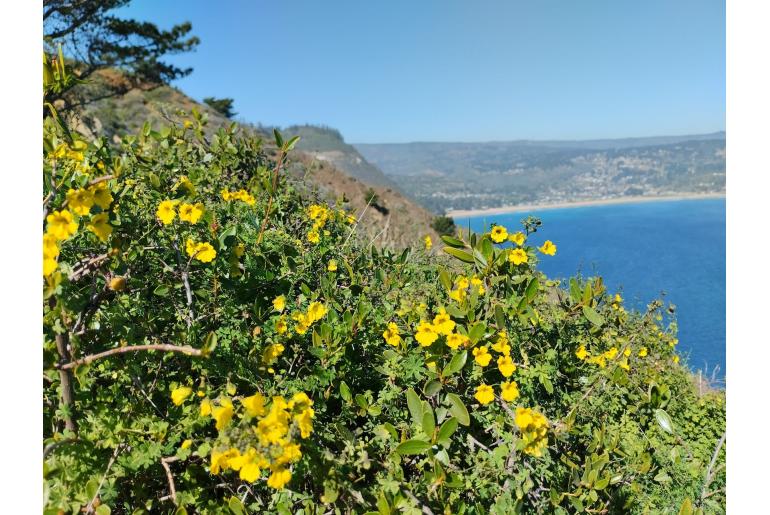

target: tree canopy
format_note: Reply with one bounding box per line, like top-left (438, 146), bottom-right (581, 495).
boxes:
top-left (43, 0), bottom-right (199, 108)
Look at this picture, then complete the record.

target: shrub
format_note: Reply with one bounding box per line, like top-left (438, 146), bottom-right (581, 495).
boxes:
top-left (43, 60), bottom-right (724, 515)
top-left (431, 215), bottom-right (457, 236)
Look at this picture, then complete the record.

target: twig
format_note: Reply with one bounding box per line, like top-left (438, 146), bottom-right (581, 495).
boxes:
top-left (68, 252), bottom-right (112, 282)
top-left (160, 456), bottom-right (179, 506)
top-left (57, 344), bottom-right (203, 370)
top-left (172, 239), bottom-right (194, 328)
top-left (403, 489), bottom-right (435, 515)
top-left (342, 194), bottom-right (375, 250)
top-left (700, 431), bottom-right (726, 503)
top-left (43, 437), bottom-right (79, 459)
top-left (85, 445), bottom-right (122, 514)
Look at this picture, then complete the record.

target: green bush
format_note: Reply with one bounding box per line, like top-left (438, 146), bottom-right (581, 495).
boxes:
top-left (43, 62), bottom-right (724, 515)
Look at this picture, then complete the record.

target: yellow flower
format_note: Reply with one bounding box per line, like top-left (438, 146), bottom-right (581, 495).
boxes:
top-left (306, 301), bottom-right (328, 323)
top-left (89, 182), bottom-right (113, 209)
top-left (273, 295), bottom-right (286, 312)
top-left (46, 210), bottom-right (78, 240)
top-left (491, 332), bottom-right (510, 355)
top-left (448, 288), bottom-right (467, 303)
top-left (294, 312), bottom-right (311, 335)
top-left (424, 235), bottom-right (432, 250)
top-left (500, 381), bottom-right (520, 402)
top-left (200, 398), bottom-right (213, 417)
top-left (497, 355), bottom-right (516, 377)
top-left (212, 398), bottom-right (234, 431)
top-left (210, 447), bottom-right (239, 475)
top-left (307, 229), bottom-right (320, 244)
top-left (267, 467), bottom-right (292, 489)
top-left (241, 392), bottom-right (267, 417)
top-left (171, 386), bottom-right (192, 406)
top-left (445, 332), bottom-right (468, 350)
top-left (383, 322), bottom-right (401, 347)
top-left (262, 343), bottom-right (285, 365)
top-left (638, 346), bottom-right (648, 358)
top-left (508, 231), bottom-right (526, 246)
top-left (179, 202), bottom-right (204, 224)
top-left (86, 213), bottom-right (112, 242)
top-left (275, 316), bottom-right (288, 334)
top-left (514, 407), bottom-right (549, 457)
top-left (186, 239), bottom-right (217, 263)
top-left (432, 307), bottom-right (456, 336)
top-left (43, 233), bottom-right (60, 276)
top-left (619, 358), bottom-right (630, 371)
top-left (327, 259), bottom-right (338, 272)
top-left (470, 276), bottom-right (486, 294)
top-left (414, 321), bottom-right (439, 347)
top-left (474, 384), bottom-right (495, 405)
top-left (623, 348), bottom-right (631, 357)
top-left (295, 407), bottom-right (315, 438)
top-left (156, 199), bottom-right (177, 225)
top-left (472, 346), bottom-right (492, 367)
top-left (575, 345), bottom-right (589, 360)
top-left (538, 240), bottom-right (557, 256)
top-left (180, 439), bottom-right (192, 450)
top-left (66, 188), bottom-right (95, 216)
top-left (490, 225), bottom-right (508, 243)
top-left (455, 276), bottom-right (470, 290)
top-left (605, 347), bottom-right (619, 360)
top-left (508, 248), bottom-right (528, 265)
top-left (673, 355), bottom-right (680, 364)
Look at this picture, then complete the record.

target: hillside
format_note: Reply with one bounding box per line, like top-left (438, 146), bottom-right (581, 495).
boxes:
top-left (71, 76), bottom-right (440, 248)
top-left (356, 135), bottom-right (726, 213)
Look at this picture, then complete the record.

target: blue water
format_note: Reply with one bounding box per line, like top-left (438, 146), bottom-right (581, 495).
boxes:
top-left (457, 198), bottom-right (726, 379)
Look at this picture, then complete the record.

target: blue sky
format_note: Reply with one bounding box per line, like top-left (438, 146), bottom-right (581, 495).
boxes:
top-left (119, 0), bottom-right (725, 143)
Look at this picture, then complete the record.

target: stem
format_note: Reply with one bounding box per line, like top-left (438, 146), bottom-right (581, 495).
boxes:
top-left (256, 150), bottom-right (286, 244)
top-left (160, 456), bottom-right (179, 506)
top-left (700, 431), bottom-right (726, 503)
top-left (55, 331), bottom-right (78, 433)
top-left (57, 344), bottom-right (203, 371)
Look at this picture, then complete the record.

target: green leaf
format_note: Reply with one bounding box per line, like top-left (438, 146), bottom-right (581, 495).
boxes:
top-left (284, 135), bottom-right (301, 152)
top-left (273, 128), bottom-right (284, 148)
top-left (395, 439), bottom-right (432, 455)
top-left (582, 305), bottom-right (604, 327)
top-left (679, 498), bottom-right (694, 515)
top-left (153, 285), bottom-right (169, 297)
top-left (442, 350), bottom-right (468, 376)
top-left (355, 394), bottom-right (369, 410)
top-left (443, 247), bottom-right (475, 263)
top-left (339, 381), bottom-right (352, 402)
top-left (406, 389), bottom-right (423, 426)
top-left (472, 248), bottom-right (488, 267)
top-left (494, 305), bottom-right (506, 328)
top-left (422, 407), bottom-right (436, 436)
top-left (446, 393), bottom-right (470, 426)
top-left (424, 379), bottom-right (443, 397)
top-left (525, 277), bottom-right (539, 302)
top-left (438, 267), bottom-right (452, 290)
top-left (655, 408), bottom-right (675, 434)
top-left (440, 235), bottom-right (465, 248)
top-left (95, 506), bottom-right (111, 515)
top-left (468, 322), bottom-right (486, 343)
top-left (436, 417), bottom-right (459, 445)
top-left (228, 496), bottom-right (247, 515)
top-left (569, 278), bottom-right (582, 303)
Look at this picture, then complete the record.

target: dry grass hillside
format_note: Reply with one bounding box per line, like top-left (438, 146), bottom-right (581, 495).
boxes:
top-left (69, 73), bottom-right (441, 248)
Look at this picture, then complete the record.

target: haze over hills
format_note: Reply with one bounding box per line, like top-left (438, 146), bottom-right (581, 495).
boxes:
top-left (356, 133), bottom-right (726, 213)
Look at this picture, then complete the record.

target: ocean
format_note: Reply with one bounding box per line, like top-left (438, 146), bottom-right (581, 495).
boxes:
top-left (455, 197), bottom-right (726, 380)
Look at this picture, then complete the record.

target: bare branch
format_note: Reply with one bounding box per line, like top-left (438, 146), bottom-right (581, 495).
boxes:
top-left (57, 343), bottom-right (203, 370)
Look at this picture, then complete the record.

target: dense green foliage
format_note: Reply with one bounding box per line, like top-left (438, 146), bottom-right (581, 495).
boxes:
top-left (431, 216), bottom-right (457, 237)
top-left (43, 57), bottom-right (724, 515)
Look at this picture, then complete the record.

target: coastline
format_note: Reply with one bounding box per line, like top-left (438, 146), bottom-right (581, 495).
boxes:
top-left (446, 192), bottom-right (726, 219)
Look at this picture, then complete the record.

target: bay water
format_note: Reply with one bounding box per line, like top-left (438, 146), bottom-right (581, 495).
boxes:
top-left (455, 197), bottom-right (726, 380)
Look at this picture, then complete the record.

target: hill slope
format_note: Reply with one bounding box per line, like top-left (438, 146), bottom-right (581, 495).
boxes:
top-left (72, 76), bottom-right (440, 248)
top-left (356, 134), bottom-right (726, 213)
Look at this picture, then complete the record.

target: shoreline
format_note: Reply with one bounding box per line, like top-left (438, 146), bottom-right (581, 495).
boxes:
top-left (446, 192), bottom-right (726, 218)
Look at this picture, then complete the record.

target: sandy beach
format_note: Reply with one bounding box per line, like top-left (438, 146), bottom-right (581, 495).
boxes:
top-left (446, 192), bottom-right (726, 219)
